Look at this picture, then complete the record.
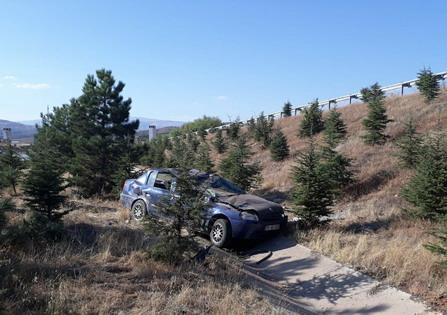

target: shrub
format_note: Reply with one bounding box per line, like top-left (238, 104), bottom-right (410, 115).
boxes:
top-left (282, 101), bottom-right (292, 117)
top-left (323, 108), bottom-right (347, 147)
top-left (212, 129), bottom-right (226, 154)
top-left (269, 130), bottom-right (289, 161)
top-left (425, 224), bottom-right (447, 268)
top-left (254, 112), bottom-right (274, 147)
top-left (395, 118), bottom-right (422, 168)
top-left (0, 143), bottom-right (24, 195)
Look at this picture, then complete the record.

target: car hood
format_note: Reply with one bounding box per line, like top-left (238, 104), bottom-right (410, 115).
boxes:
top-left (217, 194), bottom-right (284, 220)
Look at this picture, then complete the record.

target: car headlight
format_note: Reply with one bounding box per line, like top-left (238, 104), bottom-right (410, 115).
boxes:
top-left (240, 211), bottom-right (259, 222)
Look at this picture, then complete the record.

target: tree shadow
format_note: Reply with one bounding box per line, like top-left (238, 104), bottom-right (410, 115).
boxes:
top-left (345, 169), bottom-right (397, 200)
top-left (339, 215), bottom-right (399, 234)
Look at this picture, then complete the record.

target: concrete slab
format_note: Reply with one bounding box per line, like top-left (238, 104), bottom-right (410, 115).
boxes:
top-left (244, 236), bottom-right (438, 315)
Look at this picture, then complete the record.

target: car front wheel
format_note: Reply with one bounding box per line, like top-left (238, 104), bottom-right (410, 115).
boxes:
top-left (210, 219), bottom-right (231, 248)
top-left (131, 200), bottom-right (147, 221)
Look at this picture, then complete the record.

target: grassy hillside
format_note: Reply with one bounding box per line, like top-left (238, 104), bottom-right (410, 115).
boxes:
top-left (208, 90), bottom-right (447, 311)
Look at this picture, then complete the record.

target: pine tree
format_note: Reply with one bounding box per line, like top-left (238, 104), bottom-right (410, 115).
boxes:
top-left (144, 168), bottom-right (205, 263)
top-left (219, 137), bottom-right (262, 191)
top-left (247, 117), bottom-right (256, 137)
top-left (395, 119), bottom-right (422, 168)
top-left (24, 131), bottom-right (67, 224)
top-left (255, 112), bottom-right (274, 147)
top-left (194, 142), bottom-right (214, 172)
top-left (69, 69), bottom-right (139, 197)
top-left (361, 83), bottom-right (392, 145)
top-left (292, 141), bottom-right (333, 227)
top-left (323, 108), bottom-right (347, 147)
top-left (226, 119), bottom-right (241, 140)
top-left (320, 146), bottom-right (353, 195)
top-left (416, 68), bottom-right (441, 103)
top-left (270, 129), bottom-right (289, 161)
top-left (282, 101), bottom-right (292, 117)
top-left (212, 128), bottom-right (226, 154)
top-left (425, 225), bottom-right (447, 268)
top-left (400, 133), bottom-right (447, 219)
top-left (299, 99), bottom-right (324, 138)
top-left (0, 143), bottom-right (24, 195)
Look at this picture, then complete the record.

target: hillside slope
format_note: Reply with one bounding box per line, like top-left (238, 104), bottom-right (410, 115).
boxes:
top-left (208, 90), bottom-right (447, 311)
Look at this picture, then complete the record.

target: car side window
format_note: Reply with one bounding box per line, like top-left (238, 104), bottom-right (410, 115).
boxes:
top-left (154, 172), bottom-right (174, 191)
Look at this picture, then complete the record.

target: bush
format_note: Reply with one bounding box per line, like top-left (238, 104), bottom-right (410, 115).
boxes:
top-left (395, 118), bottom-right (422, 168)
top-left (299, 99), bottom-right (324, 138)
top-left (425, 223), bottom-right (447, 268)
top-left (282, 101), bottom-right (292, 117)
top-left (323, 108), bottom-right (347, 147)
top-left (254, 112), bottom-right (274, 147)
top-left (212, 129), bottom-right (226, 154)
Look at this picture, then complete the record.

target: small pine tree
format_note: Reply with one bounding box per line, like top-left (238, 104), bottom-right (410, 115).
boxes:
top-left (219, 137), bottom-right (262, 191)
top-left (255, 112), bottom-right (274, 147)
top-left (282, 101), bottom-right (292, 117)
top-left (425, 225), bottom-right (447, 268)
top-left (194, 142), bottom-right (214, 172)
top-left (226, 119), bottom-right (241, 140)
top-left (292, 141), bottom-right (333, 227)
top-left (323, 108), bottom-right (347, 147)
top-left (0, 143), bottom-right (24, 195)
top-left (24, 135), bottom-right (67, 222)
top-left (212, 128), bottom-right (226, 154)
top-left (299, 99), bottom-right (324, 138)
top-left (270, 130), bottom-right (289, 161)
top-left (320, 146), bottom-right (353, 196)
top-left (144, 168), bottom-right (204, 264)
top-left (247, 117), bottom-right (256, 137)
top-left (361, 83), bottom-right (392, 145)
top-left (416, 68), bottom-right (441, 103)
top-left (400, 133), bottom-right (447, 219)
top-left (395, 119), bottom-right (422, 168)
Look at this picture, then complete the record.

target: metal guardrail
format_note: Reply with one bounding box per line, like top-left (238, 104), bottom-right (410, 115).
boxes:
top-left (209, 71), bottom-right (447, 131)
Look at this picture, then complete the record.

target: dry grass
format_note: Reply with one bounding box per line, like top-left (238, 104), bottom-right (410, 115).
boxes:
top-left (207, 89), bottom-right (447, 311)
top-left (0, 201), bottom-right (280, 315)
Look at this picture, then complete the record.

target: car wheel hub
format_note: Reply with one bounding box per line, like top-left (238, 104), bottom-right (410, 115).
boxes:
top-left (212, 224), bottom-right (224, 242)
top-left (133, 204), bottom-right (143, 219)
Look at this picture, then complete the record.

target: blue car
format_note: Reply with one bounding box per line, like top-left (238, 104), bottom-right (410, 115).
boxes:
top-left (120, 168), bottom-right (287, 247)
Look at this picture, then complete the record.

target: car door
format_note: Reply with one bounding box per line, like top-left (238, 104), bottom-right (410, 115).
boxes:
top-left (143, 170), bottom-right (174, 215)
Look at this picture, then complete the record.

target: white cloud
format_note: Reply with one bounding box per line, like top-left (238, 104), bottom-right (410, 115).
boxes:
top-left (15, 83), bottom-right (50, 90)
top-left (216, 95), bottom-right (227, 101)
top-left (2, 75), bottom-right (16, 81)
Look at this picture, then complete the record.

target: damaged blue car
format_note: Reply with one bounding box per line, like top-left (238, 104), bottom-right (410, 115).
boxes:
top-left (120, 168), bottom-right (287, 247)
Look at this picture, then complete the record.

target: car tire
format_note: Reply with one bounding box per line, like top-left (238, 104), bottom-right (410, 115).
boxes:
top-left (210, 219), bottom-right (231, 248)
top-left (131, 200), bottom-right (147, 221)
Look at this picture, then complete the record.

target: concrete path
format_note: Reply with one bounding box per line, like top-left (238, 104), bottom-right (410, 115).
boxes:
top-left (243, 236), bottom-right (438, 315)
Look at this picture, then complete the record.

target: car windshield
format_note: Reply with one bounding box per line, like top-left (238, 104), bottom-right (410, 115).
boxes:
top-left (197, 174), bottom-right (245, 196)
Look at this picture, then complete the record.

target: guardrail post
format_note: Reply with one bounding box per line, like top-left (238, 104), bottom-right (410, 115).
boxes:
top-left (349, 95), bottom-right (358, 104)
top-left (328, 100), bottom-right (336, 110)
top-left (401, 82), bottom-right (412, 96)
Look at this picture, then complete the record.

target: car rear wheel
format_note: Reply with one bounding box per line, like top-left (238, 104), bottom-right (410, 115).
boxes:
top-left (131, 200), bottom-right (147, 221)
top-left (210, 219), bottom-right (231, 248)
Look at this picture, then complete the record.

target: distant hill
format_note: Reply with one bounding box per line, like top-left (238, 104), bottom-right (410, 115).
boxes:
top-left (0, 120), bottom-right (37, 140)
top-left (19, 117), bottom-right (184, 131)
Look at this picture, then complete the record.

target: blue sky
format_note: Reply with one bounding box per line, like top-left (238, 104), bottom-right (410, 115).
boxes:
top-left (0, 1), bottom-right (446, 123)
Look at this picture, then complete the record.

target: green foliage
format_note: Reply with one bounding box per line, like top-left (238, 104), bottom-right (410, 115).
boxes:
top-left (194, 142), bottom-right (214, 172)
top-left (292, 141), bottom-right (333, 227)
top-left (361, 83), bottom-right (392, 145)
top-left (0, 143), bottom-right (24, 195)
top-left (269, 129), bottom-right (289, 161)
top-left (247, 117), bottom-right (256, 137)
top-left (179, 115), bottom-right (222, 135)
top-left (323, 109), bottom-right (347, 147)
top-left (144, 168), bottom-right (204, 264)
top-left (425, 224), bottom-right (447, 268)
top-left (254, 112), bottom-right (274, 147)
top-left (226, 119), bottom-right (241, 140)
top-left (141, 136), bottom-right (171, 167)
top-left (395, 119), bottom-right (422, 168)
top-left (23, 131), bottom-right (68, 224)
top-left (69, 69), bottom-right (139, 197)
top-left (400, 133), bottom-right (447, 219)
top-left (282, 101), bottom-right (292, 117)
top-left (219, 137), bottom-right (262, 191)
top-left (212, 128), bottom-right (226, 154)
top-left (416, 68), bottom-right (440, 103)
top-left (0, 197), bottom-right (14, 231)
top-left (299, 99), bottom-right (324, 138)
top-left (320, 146), bottom-right (353, 196)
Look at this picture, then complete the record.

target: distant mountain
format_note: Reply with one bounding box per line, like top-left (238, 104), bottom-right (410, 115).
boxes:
top-left (0, 120), bottom-right (37, 140)
top-left (19, 117), bottom-right (185, 131)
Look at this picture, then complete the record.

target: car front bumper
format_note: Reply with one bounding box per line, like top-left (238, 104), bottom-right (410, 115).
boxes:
top-left (231, 215), bottom-right (288, 240)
